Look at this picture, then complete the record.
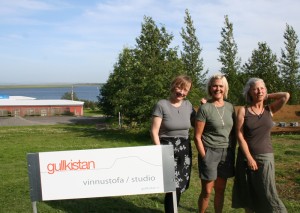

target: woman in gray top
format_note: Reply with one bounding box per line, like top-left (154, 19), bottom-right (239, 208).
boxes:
top-left (232, 78), bottom-right (289, 213)
top-left (194, 74), bottom-right (236, 213)
top-left (151, 75), bottom-right (195, 213)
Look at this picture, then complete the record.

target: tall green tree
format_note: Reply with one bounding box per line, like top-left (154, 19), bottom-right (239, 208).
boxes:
top-left (130, 16), bottom-right (182, 124)
top-left (180, 9), bottom-right (207, 105)
top-left (279, 24), bottom-right (300, 104)
top-left (99, 47), bottom-right (136, 117)
top-left (218, 15), bottom-right (242, 104)
top-left (242, 42), bottom-right (281, 93)
top-left (99, 16), bottom-right (182, 125)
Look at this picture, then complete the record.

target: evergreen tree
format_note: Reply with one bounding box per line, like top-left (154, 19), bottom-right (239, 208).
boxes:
top-left (242, 42), bottom-right (281, 93)
top-left (180, 9), bottom-right (207, 105)
top-left (99, 47), bottom-right (136, 117)
top-left (99, 16), bottom-right (182, 125)
top-left (131, 16), bottom-right (182, 124)
top-left (217, 15), bottom-right (242, 104)
top-left (279, 24), bottom-right (300, 104)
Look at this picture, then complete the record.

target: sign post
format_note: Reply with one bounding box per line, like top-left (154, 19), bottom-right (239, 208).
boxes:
top-left (27, 145), bottom-right (177, 212)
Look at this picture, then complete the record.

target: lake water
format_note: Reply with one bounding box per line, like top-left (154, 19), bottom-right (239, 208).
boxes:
top-left (0, 85), bottom-right (101, 102)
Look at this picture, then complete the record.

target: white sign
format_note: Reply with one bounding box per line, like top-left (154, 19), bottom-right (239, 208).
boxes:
top-left (37, 145), bottom-right (173, 201)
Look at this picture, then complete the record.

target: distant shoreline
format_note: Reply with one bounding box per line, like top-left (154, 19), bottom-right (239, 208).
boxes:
top-left (0, 83), bottom-right (103, 89)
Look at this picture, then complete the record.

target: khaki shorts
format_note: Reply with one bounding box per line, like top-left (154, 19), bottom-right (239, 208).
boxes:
top-left (198, 147), bottom-right (235, 180)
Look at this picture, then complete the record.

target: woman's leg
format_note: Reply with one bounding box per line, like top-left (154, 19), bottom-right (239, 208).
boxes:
top-left (198, 179), bottom-right (214, 213)
top-left (214, 177), bottom-right (227, 213)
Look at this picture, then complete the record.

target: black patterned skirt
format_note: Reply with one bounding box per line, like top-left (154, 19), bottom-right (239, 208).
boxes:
top-left (160, 137), bottom-right (192, 193)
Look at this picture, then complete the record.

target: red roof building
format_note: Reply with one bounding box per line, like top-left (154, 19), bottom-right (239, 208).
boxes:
top-left (0, 96), bottom-right (84, 117)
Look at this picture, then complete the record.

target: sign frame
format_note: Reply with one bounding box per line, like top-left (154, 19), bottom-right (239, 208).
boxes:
top-left (27, 145), bottom-right (177, 213)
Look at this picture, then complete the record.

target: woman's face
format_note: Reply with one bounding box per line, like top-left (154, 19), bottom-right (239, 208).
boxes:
top-left (210, 79), bottom-right (224, 100)
top-left (174, 83), bottom-right (191, 101)
top-left (249, 80), bottom-right (266, 102)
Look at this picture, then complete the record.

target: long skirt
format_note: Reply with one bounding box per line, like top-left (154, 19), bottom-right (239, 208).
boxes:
top-left (160, 137), bottom-right (192, 193)
top-left (232, 149), bottom-right (287, 213)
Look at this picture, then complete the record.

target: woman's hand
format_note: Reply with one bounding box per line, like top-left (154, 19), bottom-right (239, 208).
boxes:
top-left (247, 156), bottom-right (258, 171)
top-left (200, 98), bottom-right (207, 105)
top-left (199, 149), bottom-right (206, 159)
top-left (268, 92), bottom-right (290, 114)
top-left (194, 120), bottom-right (206, 158)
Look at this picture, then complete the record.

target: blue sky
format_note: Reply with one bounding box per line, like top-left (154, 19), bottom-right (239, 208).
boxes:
top-left (0, 0), bottom-right (299, 84)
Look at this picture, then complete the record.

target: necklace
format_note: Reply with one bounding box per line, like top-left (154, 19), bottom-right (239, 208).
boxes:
top-left (250, 106), bottom-right (264, 118)
top-left (214, 104), bottom-right (225, 127)
top-left (170, 99), bottom-right (182, 114)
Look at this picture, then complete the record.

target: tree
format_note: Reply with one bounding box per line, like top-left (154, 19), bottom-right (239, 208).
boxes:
top-left (279, 24), bottom-right (300, 104)
top-left (99, 16), bottom-right (182, 125)
top-left (242, 42), bottom-right (281, 93)
top-left (99, 47), bottom-right (136, 117)
top-left (129, 16), bottom-right (182, 124)
top-left (61, 91), bottom-right (79, 101)
top-left (180, 9), bottom-right (207, 105)
top-left (218, 15), bottom-right (242, 104)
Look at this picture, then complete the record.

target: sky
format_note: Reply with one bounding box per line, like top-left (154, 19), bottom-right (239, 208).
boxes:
top-left (0, 0), bottom-right (299, 84)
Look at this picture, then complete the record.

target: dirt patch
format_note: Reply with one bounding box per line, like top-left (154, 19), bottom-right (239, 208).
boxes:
top-left (0, 116), bottom-right (106, 126)
top-left (272, 105), bottom-right (300, 133)
top-left (235, 105), bottom-right (300, 134)
top-left (272, 105), bottom-right (300, 122)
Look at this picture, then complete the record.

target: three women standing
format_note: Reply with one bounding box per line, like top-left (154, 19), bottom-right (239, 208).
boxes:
top-left (151, 75), bottom-right (289, 213)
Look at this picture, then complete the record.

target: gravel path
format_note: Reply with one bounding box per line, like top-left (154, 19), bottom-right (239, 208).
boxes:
top-left (0, 116), bottom-right (106, 126)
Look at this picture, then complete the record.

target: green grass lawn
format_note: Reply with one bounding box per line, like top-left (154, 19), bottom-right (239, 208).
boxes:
top-left (0, 123), bottom-right (299, 213)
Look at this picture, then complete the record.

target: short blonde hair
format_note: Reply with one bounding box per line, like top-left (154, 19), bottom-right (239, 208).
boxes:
top-left (243, 78), bottom-right (267, 103)
top-left (207, 74), bottom-right (229, 99)
top-left (170, 75), bottom-right (192, 93)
